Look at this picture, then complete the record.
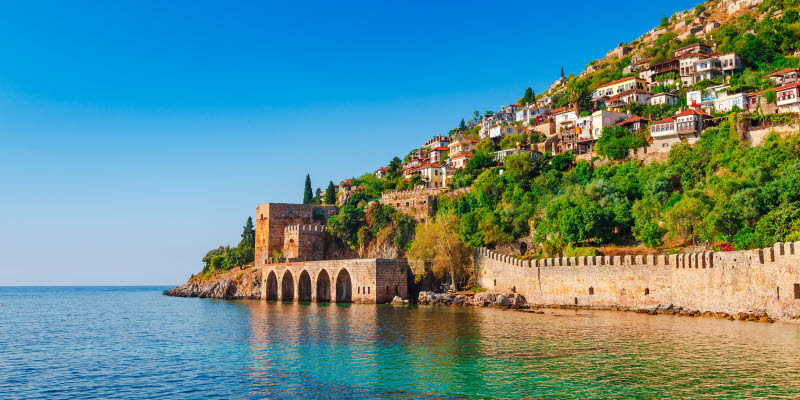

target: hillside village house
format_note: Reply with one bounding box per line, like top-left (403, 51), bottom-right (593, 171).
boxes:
top-left (515, 104), bottom-right (551, 125)
top-left (767, 68), bottom-right (799, 85)
top-left (494, 147), bottom-right (541, 163)
top-left (489, 125), bottom-right (526, 141)
top-left (687, 84), bottom-right (730, 111)
top-left (679, 53), bottom-right (713, 85)
top-left (374, 167), bottom-right (389, 179)
top-left (643, 59), bottom-right (679, 84)
top-left (593, 77), bottom-right (646, 99)
top-left (714, 92), bottom-right (748, 112)
top-left (428, 146), bottom-right (449, 164)
top-left (416, 163), bottom-right (454, 189)
top-left (448, 137), bottom-right (477, 158)
top-left (422, 135), bottom-right (450, 149)
top-left (562, 115), bottom-right (596, 154)
top-left (649, 116), bottom-right (679, 151)
top-left (591, 110), bottom-right (629, 138)
top-left (402, 158), bottom-right (426, 176)
top-left (674, 43), bottom-right (713, 58)
top-left (776, 83), bottom-right (800, 113)
top-left (675, 109), bottom-right (714, 140)
top-left (718, 52), bottom-right (743, 78)
top-left (449, 153), bottom-right (473, 169)
top-left (649, 92), bottom-right (679, 106)
top-left (615, 115), bottom-right (651, 132)
top-left (607, 89), bottom-right (652, 109)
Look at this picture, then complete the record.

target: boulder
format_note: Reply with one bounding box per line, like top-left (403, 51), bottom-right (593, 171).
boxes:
top-left (495, 294), bottom-right (510, 307)
top-left (390, 296), bottom-right (405, 305)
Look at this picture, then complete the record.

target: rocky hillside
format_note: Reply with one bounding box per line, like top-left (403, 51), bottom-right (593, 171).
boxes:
top-left (164, 266), bottom-right (262, 299)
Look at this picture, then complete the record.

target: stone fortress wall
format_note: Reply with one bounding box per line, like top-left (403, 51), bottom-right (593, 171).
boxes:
top-left (282, 224), bottom-right (357, 262)
top-left (255, 203), bottom-right (337, 265)
top-left (380, 188), bottom-right (437, 220)
top-left (475, 242), bottom-right (800, 318)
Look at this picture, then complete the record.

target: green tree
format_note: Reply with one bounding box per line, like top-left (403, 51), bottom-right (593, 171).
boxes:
top-left (459, 118), bottom-right (467, 131)
top-left (595, 126), bottom-right (648, 160)
top-left (388, 157), bottom-right (403, 177)
top-left (314, 188), bottom-right (322, 204)
top-left (407, 213), bottom-right (473, 291)
top-left (560, 66), bottom-right (564, 78)
top-left (503, 153), bottom-right (532, 182)
top-left (303, 174), bottom-right (313, 204)
top-left (324, 181), bottom-right (336, 204)
top-left (665, 196), bottom-right (709, 243)
top-left (240, 217), bottom-right (255, 248)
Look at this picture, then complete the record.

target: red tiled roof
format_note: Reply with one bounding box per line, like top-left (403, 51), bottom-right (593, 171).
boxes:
top-left (775, 82), bottom-right (800, 92)
top-left (596, 76), bottom-right (639, 89)
top-left (619, 88), bottom-right (652, 96)
top-left (675, 43), bottom-right (709, 51)
top-left (431, 146), bottom-right (450, 151)
top-left (767, 68), bottom-right (799, 77)
top-left (615, 116), bottom-right (651, 126)
top-left (450, 153), bottom-right (474, 159)
top-left (675, 109), bottom-right (713, 118)
top-left (376, 167), bottom-right (389, 171)
top-left (466, 138), bottom-right (478, 143)
top-left (651, 117), bottom-right (675, 124)
top-left (677, 52), bottom-right (712, 60)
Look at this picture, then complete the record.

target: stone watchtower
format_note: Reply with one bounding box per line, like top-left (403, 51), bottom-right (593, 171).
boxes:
top-left (255, 203), bottom-right (337, 265)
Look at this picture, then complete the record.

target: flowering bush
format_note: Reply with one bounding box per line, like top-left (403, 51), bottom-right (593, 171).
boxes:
top-left (713, 241), bottom-right (734, 252)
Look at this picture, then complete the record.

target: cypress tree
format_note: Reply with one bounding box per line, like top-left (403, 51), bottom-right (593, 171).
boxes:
top-left (303, 174), bottom-right (313, 204)
top-left (523, 87), bottom-right (533, 103)
top-left (459, 118), bottom-right (467, 131)
top-left (560, 66), bottom-right (564, 78)
top-left (324, 181), bottom-right (336, 204)
top-left (240, 217), bottom-right (255, 248)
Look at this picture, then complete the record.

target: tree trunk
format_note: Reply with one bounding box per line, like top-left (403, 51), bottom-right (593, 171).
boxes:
top-left (450, 268), bottom-right (457, 292)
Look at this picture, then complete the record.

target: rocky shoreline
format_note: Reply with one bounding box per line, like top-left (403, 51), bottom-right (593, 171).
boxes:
top-left (163, 267), bottom-right (262, 299)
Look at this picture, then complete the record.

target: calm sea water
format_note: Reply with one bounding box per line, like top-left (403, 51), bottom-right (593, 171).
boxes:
top-left (2, 287), bottom-right (800, 399)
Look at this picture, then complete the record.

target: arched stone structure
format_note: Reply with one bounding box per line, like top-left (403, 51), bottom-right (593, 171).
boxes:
top-left (261, 259), bottom-right (408, 304)
top-left (281, 270), bottom-right (294, 301)
top-left (335, 269), bottom-right (352, 303)
top-left (316, 269), bottom-right (331, 302)
top-left (265, 271), bottom-right (278, 300)
top-left (298, 270), bottom-right (312, 301)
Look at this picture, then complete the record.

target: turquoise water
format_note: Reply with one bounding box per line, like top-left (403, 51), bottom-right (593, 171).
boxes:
top-left (2, 287), bottom-right (800, 399)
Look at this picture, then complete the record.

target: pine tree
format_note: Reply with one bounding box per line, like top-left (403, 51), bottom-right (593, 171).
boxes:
top-left (459, 118), bottom-right (467, 131)
top-left (388, 157), bottom-right (403, 176)
top-left (303, 174), bottom-right (313, 204)
top-left (240, 217), bottom-right (255, 248)
top-left (523, 87), bottom-right (533, 104)
top-left (324, 181), bottom-right (336, 204)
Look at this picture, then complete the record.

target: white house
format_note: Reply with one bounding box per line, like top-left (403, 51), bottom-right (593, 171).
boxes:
top-left (649, 93), bottom-right (679, 106)
top-left (714, 92), bottom-right (748, 112)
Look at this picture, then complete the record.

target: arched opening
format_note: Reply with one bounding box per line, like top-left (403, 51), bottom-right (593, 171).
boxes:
top-left (336, 269), bottom-right (352, 303)
top-left (588, 286), bottom-right (594, 295)
top-left (265, 271), bottom-right (278, 300)
top-left (281, 270), bottom-right (294, 301)
top-left (316, 270), bottom-right (331, 302)
top-left (644, 288), bottom-right (650, 295)
top-left (298, 270), bottom-right (312, 301)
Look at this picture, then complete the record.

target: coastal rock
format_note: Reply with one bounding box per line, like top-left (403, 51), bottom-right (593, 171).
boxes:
top-left (163, 267), bottom-right (262, 300)
top-left (495, 295), bottom-right (510, 307)
top-left (390, 296), bottom-right (405, 305)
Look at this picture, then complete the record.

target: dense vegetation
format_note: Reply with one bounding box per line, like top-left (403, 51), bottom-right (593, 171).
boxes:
top-left (199, 217), bottom-right (256, 276)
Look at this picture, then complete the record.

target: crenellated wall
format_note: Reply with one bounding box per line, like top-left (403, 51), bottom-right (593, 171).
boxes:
top-left (380, 188), bottom-right (438, 220)
top-left (475, 242), bottom-right (800, 318)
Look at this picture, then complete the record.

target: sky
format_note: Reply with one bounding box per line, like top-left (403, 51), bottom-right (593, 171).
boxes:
top-left (0, 0), bottom-right (703, 286)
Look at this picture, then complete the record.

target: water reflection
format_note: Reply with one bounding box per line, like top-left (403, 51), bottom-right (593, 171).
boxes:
top-left (242, 302), bottom-right (800, 399)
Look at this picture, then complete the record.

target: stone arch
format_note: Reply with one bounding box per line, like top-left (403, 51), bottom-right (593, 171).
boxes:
top-left (281, 270), bottom-right (294, 301)
top-left (316, 269), bottom-right (331, 302)
top-left (335, 268), bottom-right (352, 303)
top-left (265, 270), bottom-right (278, 300)
top-left (298, 270), bottom-right (312, 301)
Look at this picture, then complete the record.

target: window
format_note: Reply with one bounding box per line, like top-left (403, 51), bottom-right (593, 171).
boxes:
top-left (588, 287), bottom-right (594, 295)
top-left (645, 288), bottom-right (650, 295)
top-left (368, 287), bottom-right (370, 294)
top-left (795, 284), bottom-right (800, 300)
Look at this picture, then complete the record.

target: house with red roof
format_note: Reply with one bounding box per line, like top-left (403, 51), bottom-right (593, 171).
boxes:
top-left (767, 68), bottom-right (799, 86)
top-left (429, 146), bottom-right (450, 164)
top-left (448, 153), bottom-right (473, 169)
top-left (649, 109), bottom-right (713, 152)
top-left (374, 167), bottom-right (389, 179)
top-left (776, 83), bottom-right (800, 113)
top-left (615, 115), bottom-right (650, 132)
top-left (448, 137), bottom-right (478, 158)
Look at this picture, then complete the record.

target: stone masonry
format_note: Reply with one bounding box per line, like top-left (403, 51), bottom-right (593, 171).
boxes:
top-left (475, 243), bottom-right (800, 318)
top-left (261, 258), bottom-right (409, 304)
top-left (379, 188), bottom-right (438, 220)
top-left (255, 203), bottom-right (337, 265)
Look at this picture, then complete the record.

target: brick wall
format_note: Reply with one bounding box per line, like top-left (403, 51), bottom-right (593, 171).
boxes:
top-left (380, 188), bottom-right (437, 220)
top-left (475, 242), bottom-right (800, 318)
top-left (255, 203), bottom-right (337, 265)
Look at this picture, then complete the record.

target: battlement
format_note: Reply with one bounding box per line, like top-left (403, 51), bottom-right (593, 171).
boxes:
top-left (474, 242), bottom-right (800, 318)
top-left (381, 188), bottom-right (440, 200)
top-left (284, 224), bottom-right (327, 234)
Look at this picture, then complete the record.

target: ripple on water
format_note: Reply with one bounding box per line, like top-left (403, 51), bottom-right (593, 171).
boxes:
top-left (1, 287), bottom-right (800, 399)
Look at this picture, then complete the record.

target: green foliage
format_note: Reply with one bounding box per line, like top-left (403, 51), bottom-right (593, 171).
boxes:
top-left (240, 217), bottom-right (255, 248)
top-left (324, 181), bottom-right (336, 204)
top-left (595, 126), bottom-right (648, 160)
top-left (327, 204), bottom-right (366, 249)
top-left (303, 174), bottom-right (313, 204)
top-left (201, 217), bottom-right (257, 273)
top-left (498, 134), bottom-right (528, 150)
top-left (503, 154), bottom-right (532, 181)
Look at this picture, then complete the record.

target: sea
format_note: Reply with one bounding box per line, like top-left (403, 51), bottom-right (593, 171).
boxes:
top-left (1, 286), bottom-right (800, 399)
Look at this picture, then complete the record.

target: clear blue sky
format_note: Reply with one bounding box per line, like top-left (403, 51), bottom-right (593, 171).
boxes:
top-left (0, 0), bottom-right (702, 285)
